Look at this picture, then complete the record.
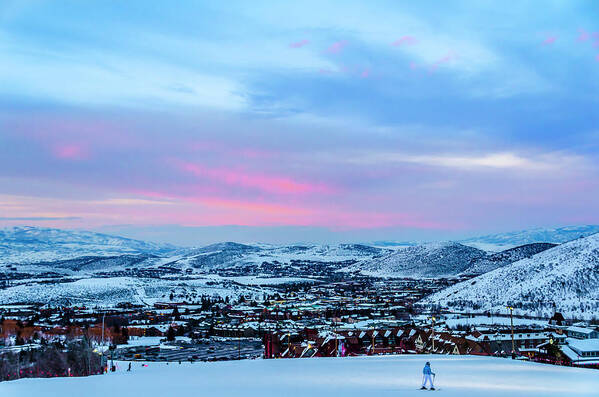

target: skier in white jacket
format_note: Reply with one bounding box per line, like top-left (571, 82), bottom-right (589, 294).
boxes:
top-left (421, 362), bottom-right (435, 390)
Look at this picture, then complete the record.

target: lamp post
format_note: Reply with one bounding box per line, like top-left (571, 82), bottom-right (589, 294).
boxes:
top-left (371, 326), bottom-right (376, 355)
top-left (431, 316), bottom-right (436, 353)
top-left (100, 312), bottom-right (107, 372)
top-left (101, 312), bottom-right (106, 346)
top-left (507, 306), bottom-right (515, 359)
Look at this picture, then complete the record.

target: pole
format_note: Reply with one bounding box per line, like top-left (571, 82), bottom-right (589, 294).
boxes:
top-left (371, 327), bottom-right (375, 355)
top-left (101, 312), bottom-right (106, 346)
top-left (334, 320), bottom-right (338, 357)
top-left (508, 306), bottom-right (515, 358)
top-left (101, 312), bottom-right (107, 371)
top-left (431, 316), bottom-right (436, 353)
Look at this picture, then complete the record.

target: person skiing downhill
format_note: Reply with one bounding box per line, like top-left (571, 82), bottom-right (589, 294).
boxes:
top-left (421, 362), bottom-right (436, 390)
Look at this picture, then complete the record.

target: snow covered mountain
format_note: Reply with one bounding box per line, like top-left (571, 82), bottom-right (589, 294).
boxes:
top-left (462, 243), bottom-right (557, 275)
top-left (424, 233), bottom-right (599, 319)
top-left (461, 225), bottom-right (599, 251)
top-left (170, 242), bottom-right (390, 270)
top-left (0, 226), bottom-right (178, 265)
top-left (355, 242), bottom-right (487, 278)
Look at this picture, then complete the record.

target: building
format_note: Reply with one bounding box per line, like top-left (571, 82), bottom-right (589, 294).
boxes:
top-left (565, 326), bottom-right (599, 340)
top-left (560, 338), bottom-right (599, 368)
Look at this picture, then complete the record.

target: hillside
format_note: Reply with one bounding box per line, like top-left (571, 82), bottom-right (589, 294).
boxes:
top-left (0, 226), bottom-right (177, 265)
top-left (424, 233), bottom-right (599, 319)
top-left (1, 355), bottom-right (597, 397)
top-left (461, 225), bottom-right (599, 251)
top-left (356, 242), bottom-right (486, 278)
top-left (169, 242), bottom-right (390, 270)
top-left (462, 242), bottom-right (557, 275)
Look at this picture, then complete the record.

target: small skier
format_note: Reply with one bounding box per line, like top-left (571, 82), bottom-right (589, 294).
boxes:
top-left (421, 362), bottom-right (436, 390)
top-left (127, 362), bottom-right (131, 372)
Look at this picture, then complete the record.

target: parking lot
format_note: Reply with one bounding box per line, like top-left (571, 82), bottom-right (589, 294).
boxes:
top-left (114, 339), bottom-right (264, 362)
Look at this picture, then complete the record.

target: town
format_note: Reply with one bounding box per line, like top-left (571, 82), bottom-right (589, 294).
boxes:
top-left (2, 274), bottom-right (598, 381)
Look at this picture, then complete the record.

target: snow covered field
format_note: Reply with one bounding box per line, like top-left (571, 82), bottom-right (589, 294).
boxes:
top-left (443, 315), bottom-right (548, 329)
top-left (2, 355), bottom-right (598, 397)
top-left (0, 276), bottom-right (267, 306)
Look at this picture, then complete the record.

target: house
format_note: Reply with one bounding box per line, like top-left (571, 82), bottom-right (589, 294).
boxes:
top-left (560, 338), bottom-right (599, 368)
top-left (565, 326), bottom-right (599, 340)
top-left (549, 312), bottom-right (566, 326)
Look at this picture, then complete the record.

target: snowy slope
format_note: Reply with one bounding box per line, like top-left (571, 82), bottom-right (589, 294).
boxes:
top-left (172, 242), bottom-right (390, 270)
top-left (461, 225), bottom-right (599, 251)
top-left (462, 243), bottom-right (557, 275)
top-left (356, 242), bottom-right (486, 278)
top-left (2, 355), bottom-right (598, 397)
top-left (0, 226), bottom-right (177, 265)
top-left (0, 276), bottom-right (267, 306)
top-left (425, 233), bottom-right (599, 319)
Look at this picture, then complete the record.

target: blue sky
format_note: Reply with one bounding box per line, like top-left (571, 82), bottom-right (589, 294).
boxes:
top-left (1, 1), bottom-right (598, 244)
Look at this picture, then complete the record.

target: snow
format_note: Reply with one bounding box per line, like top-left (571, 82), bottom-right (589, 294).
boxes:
top-left (566, 326), bottom-right (596, 335)
top-left (460, 225), bottom-right (599, 251)
top-left (0, 276), bottom-right (266, 306)
top-left (120, 336), bottom-right (191, 347)
top-left (203, 274), bottom-right (318, 285)
top-left (443, 315), bottom-right (549, 328)
top-left (0, 226), bottom-right (177, 265)
top-left (2, 355), bottom-right (598, 397)
top-left (354, 242), bottom-right (486, 278)
top-left (567, 338), bottom-right (599, 353)
top-left (425, 233), bottom-right (599, 319)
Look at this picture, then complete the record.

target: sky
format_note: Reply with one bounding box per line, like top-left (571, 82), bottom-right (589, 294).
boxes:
top-left (1, 1), bottom-right (599, 245)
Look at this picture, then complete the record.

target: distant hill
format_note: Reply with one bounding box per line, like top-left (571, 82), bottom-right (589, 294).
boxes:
top-left (460, 225), bottom-right (599, 251)
top-left (355, 242), bottom-right (487, 278)
top-left (424, 233), bottom-right (599, 319)
top-left (0, 226), bottom-right (178, 265)
top-left (462, 242), bottom-right (557, 275)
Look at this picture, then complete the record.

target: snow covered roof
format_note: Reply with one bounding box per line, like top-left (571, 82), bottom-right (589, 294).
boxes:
top-left (566, 326), bottom-right (596, 335)
top-left (567, 338), bottom-right (599, 353)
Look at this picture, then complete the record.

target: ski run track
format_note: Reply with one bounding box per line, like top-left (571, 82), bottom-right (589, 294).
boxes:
top-left (2, 354), bottom-right (598, 397)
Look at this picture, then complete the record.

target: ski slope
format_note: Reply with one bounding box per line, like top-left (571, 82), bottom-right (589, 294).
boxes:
top-left (2, 355), bottom-right (597, 397)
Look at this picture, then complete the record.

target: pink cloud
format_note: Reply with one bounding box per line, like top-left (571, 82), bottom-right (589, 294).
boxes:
top-left (130, 189), bottom-right (447, 229)
top-left (430, 51), bottom-right (457, 71)
top-left (126, 190), bottom-right (313, 224)
top-left (52, 144), bottom-right (88, 160)
top-left (179, 162), bottom-right (333, 195)
top-left (326, 40), bottom-right (347, 54)
top-left (542, 35), bottom-right (557, 45)
top-left (289, 39), bottom-right (310, 48)
top-left (360, 68), bottom-right (370, 78)
top-left (391, 36), bottom-right (418, 47)
top-left (577, 29), bottom-right (590, 42)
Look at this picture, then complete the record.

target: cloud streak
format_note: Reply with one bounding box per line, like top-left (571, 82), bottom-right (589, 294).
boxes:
top-left (391, 36), bottom-right (418, 46)
top-left (178, 162), bottom-right (333, 195)
top-left (289, 39), bottom-right (310, 48)
top-left (326, 40), bottom-right (347, 54)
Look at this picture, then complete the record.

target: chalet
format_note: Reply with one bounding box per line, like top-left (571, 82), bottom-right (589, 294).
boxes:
top-left (560, 338), bottom-right (599, 368)
top-left (565, 326), bottom-right (599, 340)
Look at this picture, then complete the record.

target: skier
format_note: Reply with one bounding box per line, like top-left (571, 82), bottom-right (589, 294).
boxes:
top-left (127, 362), bottom-right (131, 372)
top-left (421, 362), bottom-right (435, 390)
